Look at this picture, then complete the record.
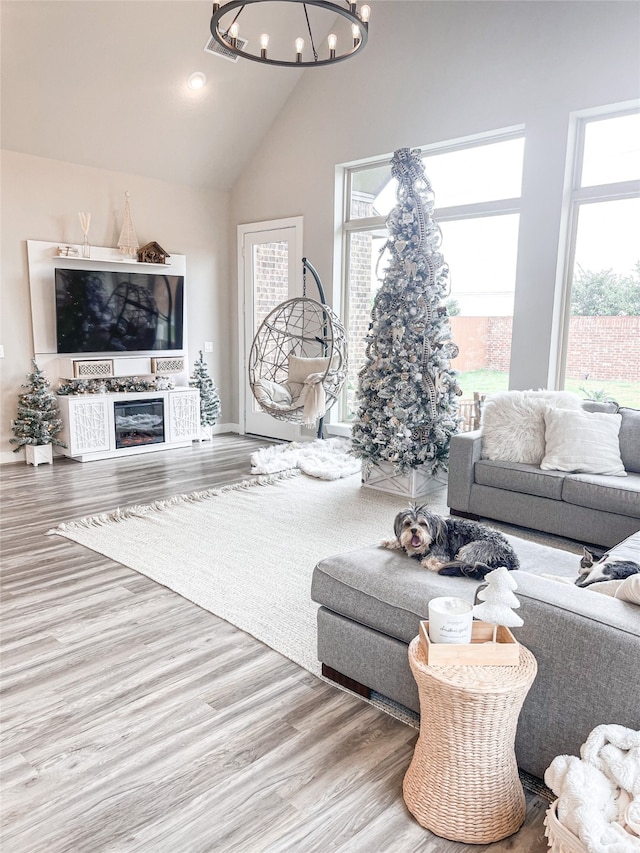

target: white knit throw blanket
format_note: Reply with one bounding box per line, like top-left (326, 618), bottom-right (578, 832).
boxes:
top-left (545, 724), bottom-right (640, 852)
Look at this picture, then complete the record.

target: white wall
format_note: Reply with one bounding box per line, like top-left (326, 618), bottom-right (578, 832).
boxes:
top-left (231, 1), bottom-right (640, 394)
top-left (0, 150), bottom-right (232, 463)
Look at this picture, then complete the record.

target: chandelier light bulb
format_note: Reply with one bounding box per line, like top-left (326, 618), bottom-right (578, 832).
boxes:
top-left (352, 23), bottom-right (360, 43)
top-left (295, 37), bottom-right (304, 61)
top-left (328, 32), bottom-right (337, 58)
top-left (260, 32), bottom-right (269, 58)
top-left (229, 22), bottom-right (239, 44)
top-left (360, 4), bottom-right (370, 23)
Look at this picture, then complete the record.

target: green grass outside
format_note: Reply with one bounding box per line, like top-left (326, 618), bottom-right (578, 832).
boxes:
top-left (457, 369), bottom-right (640, 409)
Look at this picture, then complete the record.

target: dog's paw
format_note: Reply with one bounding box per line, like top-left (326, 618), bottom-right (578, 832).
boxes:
top-left (420, 556), bottom-right (444, 572)
top-left (380, 538), bottom-right (402, 550)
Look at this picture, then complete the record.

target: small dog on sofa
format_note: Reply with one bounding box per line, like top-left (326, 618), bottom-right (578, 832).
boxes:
top-left (576, 546), bottom-right (640, 588)
top-left (382, 505), bottom-right (520, 580)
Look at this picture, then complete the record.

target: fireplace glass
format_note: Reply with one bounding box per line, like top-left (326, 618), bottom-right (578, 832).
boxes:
top-left (114, 398), bottom-right (164, 449)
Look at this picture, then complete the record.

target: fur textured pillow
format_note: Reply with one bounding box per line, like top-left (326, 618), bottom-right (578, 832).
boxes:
top-left (481, 390), bottom-right (583, 464)
top-left (540, 408), bottom-right (625, 476)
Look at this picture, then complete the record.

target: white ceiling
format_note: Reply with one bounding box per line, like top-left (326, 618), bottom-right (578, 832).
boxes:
top-left (1, 0), bottom-right (358, 192)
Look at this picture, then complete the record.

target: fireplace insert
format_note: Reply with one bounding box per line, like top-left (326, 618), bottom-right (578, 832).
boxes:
top-left (114, 398), bottom-right (164, 449)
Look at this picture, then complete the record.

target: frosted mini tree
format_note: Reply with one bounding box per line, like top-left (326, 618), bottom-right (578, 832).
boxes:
top-left (351, 147), bottom-right (461, 475)
top-left (190, 350), bottom-right (221, 433)
top-left (10, 359), bottom-right (66, 452)
top-left (473, 567), bottom-right (524, 642)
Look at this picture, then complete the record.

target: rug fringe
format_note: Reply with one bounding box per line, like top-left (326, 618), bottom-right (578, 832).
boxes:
top-left (47, 469), bottom-right (301, 535)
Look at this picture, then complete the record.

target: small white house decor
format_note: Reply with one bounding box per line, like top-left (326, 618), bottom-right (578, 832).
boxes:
top-left (10, 359), bottom-right (66, 464)
top-left (351, 147), bottom-right (461, 498)
top-left (473, 567), bottom-right (524, 642)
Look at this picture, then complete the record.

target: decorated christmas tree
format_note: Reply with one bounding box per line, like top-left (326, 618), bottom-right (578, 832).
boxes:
top-left (473, 567), bottom-right (523, 642)
top-left (10, 359), bottom-right (66, 452)
top-left (189, 350), bottom-right (221, 433)
top-left (351, 147), bottom-right (461, 475)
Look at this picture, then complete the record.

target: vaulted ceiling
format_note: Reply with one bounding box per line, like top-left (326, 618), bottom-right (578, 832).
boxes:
top-left (1, 0), bottom-right (360, 191)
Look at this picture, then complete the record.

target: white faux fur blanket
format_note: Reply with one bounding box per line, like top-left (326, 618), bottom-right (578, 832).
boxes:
top-left (250, 437), bottom-right (361, 480)
top-left (545, 725), bottom-right (640, 852)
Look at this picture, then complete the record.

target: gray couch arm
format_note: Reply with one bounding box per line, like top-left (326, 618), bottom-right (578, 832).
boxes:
top-left (447, 429), bottom-right (482, 513)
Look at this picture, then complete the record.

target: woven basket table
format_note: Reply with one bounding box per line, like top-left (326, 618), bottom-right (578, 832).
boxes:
top-left (403, 635), bottom-right (537, 844)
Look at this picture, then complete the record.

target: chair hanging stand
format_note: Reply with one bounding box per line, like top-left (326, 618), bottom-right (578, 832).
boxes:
top-left (248, 258), bottom-right (348, 439)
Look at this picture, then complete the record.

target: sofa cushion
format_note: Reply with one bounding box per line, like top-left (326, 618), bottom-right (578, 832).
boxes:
top-left (619, 407), bottom-right (640, 473)
top-left (474, 459), bottom-right (566, 500)
top-left (541, 408), bottom-right (625, 476)
top-left (562, 472), bottom-right (640, 519)
top-left (480, 390), bottom-right (582, 464)
top-left (311, 538), bottom-right (581, 646)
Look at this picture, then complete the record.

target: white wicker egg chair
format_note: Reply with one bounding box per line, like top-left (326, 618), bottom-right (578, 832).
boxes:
top-left (248, 259), bottom-right (348, 438)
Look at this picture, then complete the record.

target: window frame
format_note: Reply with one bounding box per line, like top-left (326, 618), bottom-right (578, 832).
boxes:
top-left (554, 103), bottom-right (640, 391)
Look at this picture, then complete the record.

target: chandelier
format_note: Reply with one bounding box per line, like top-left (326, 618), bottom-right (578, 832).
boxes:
top-left (210, 0), bottom-right (370, 68)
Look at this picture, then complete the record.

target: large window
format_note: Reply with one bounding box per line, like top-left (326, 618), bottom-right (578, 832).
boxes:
top-left (342, 131), bottom-right (525, 422)
top-left (559, 109), bottom-right (640, 408)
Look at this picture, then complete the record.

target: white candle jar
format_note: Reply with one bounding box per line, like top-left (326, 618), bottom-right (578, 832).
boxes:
top-left (428, 596), bottom-right (474, 644)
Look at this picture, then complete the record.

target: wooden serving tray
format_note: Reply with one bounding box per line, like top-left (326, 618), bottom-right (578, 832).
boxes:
top-left (419, 620), bottom-right (520, 666)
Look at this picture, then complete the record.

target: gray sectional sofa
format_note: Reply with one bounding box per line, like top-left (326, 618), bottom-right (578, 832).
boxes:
top-left (311, 531), bottom-right (640, 782)
top-left (447, 404), bottom-right (640, 548)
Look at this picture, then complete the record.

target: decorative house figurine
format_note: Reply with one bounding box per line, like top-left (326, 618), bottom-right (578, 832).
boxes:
top-left (117, 190), bottom-right (139, 258)
top-left (137, 241), bottom-right (171, 264)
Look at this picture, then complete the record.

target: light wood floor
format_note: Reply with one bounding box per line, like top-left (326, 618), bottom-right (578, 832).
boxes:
top-left (1, 435), bottom-right (552, 852)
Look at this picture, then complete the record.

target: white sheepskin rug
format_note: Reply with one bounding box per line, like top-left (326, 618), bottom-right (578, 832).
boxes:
top-left (250, 437), bottom-right (361, 480)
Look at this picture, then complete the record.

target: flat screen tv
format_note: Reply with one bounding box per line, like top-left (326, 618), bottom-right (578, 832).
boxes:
top-left (55, 268), bottom-right (184, 354)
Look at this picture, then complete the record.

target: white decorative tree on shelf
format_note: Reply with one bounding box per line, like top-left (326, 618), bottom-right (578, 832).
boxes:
top-left (473, 567), bottom-right (523, 642)
top-left (118, 191), bottom-right (139, 258)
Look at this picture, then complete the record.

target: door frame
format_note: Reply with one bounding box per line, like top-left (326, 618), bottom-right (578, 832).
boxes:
top-left (237, 216), bottom-right (304, 439)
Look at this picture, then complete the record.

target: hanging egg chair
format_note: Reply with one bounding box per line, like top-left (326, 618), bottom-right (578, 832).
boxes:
top-left (248, 259), bottom-right (348, 437)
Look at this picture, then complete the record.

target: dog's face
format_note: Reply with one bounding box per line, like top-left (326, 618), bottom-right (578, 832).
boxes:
top-left (393, 505), bottom-right (441, 557)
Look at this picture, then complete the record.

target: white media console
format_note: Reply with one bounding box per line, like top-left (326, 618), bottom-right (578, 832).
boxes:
top-left (57, 388), bottom-right (200, 462)
top-left (25, 240), bottom-right (203, 463)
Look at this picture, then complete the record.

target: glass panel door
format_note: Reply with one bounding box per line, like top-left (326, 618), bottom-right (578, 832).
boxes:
top-left (240, 218), bottom-right (303, 439)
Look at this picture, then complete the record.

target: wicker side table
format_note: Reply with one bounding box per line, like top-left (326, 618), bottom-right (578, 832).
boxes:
top-left (403, 635), bottom-right (537, 844)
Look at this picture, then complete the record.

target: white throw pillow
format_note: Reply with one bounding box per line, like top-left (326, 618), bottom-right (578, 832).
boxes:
top-left (288, 355), bottom-right (331, 385)
top-left (615, 574), bottom-right (640, 605)
top-left (541, 408), bottom-right (626, 476)
top-left (481, 390), bottom-right (582, 464)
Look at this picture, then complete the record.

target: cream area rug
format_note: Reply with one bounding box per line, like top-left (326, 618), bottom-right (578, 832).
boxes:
top-left (250, 437), bottom-right (361, 480)
top-left (49, 471), bottom-right (431, 681)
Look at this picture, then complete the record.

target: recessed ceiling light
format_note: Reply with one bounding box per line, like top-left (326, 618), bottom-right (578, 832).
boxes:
top-left (187, 72), bottom-right (207, 91)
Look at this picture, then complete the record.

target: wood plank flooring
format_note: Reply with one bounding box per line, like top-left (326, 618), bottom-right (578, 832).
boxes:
top-left (1, 436), bottom-right (552, 852)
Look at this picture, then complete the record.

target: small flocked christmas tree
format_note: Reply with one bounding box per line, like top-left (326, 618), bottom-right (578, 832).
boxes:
top-left (351, 147), bottom-right (461, 476)
top-left (189, 350), bottom-right (221, 436)
top-left (10, 359), bottom-right (66, 452)
top-left (473, 567), bottom-right (523, 642)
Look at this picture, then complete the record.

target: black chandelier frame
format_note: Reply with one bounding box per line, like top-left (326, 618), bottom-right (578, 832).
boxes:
top-left (210, 0), bottom-right (369, 68)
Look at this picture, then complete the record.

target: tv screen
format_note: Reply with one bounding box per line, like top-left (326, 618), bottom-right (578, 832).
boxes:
top-left (55, 268), bottom-right (184, 353)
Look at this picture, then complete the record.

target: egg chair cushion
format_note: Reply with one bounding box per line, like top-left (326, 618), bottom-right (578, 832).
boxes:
top-left (288, 355), bottom-right (332, 384)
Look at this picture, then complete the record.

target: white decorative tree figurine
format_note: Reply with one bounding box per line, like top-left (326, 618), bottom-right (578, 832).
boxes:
top-left (189, 350), bottom-right (222, 439)
top-left (118, 190), bottom-right (139, 258)
top-left (473, 567), bottom-right (523, 642)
